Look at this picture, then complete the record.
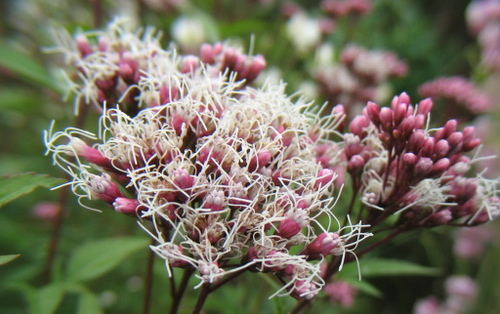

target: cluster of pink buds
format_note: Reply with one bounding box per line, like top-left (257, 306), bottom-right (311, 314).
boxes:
top-left (414, 276), bottom-right (478, 314)
top-left (344, 92), bottom-right (498, 228)
top-left (321, 0), bottom-right (373, 17)
top-left (418, 76), bottom-right (492, 116)
top-left (45, 20), bottom-right (372, 300)
top-left (466, 0), bottom-right (500, 71)
top-left (323, 280), bottom-right (358, 307)
top-left (48, 18), bottom-right (266, 116)
top-left (314, 44), bottom-right (407, 116)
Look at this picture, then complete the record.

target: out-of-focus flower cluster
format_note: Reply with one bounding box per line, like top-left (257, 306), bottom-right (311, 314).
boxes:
top-left (321, 0), bottom-right (373, 18)
top-left (314, 44), bottom-right (407, 116)
top-left (45, 20), bottom-right (372, 300)
top-left (466, 0), bottom-right (500, 72)
top-left (418, 76), bottom-right (493, 115)
top-left (413, 276), bottom-right (478, 314)
top-left (344, 92), bottom-right (498, 227)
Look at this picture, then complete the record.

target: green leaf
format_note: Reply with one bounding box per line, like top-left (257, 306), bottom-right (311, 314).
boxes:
top-left (66, 237), bottom-right (149, 282)
top-left (0, 254), bottom-right (21, 266)
top-left (28, 283), bottom-right (66, 314)
top-left (0, 173), bottom-right (65, 208)
top-left (341, 278), bottom-right (383, 298)
top-left (0, 41), bottom-right (61, 92)
top-left (77, 291), bottom-right (103, 314)
top-left (338, 258), bottom-right (440, 278)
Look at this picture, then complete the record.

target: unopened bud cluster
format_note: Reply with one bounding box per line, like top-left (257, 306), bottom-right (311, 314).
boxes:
top-left (344, 92), bottom-right (498, 227)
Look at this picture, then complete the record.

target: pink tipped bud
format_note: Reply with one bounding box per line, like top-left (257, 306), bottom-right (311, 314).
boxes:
top-left (277, 218), bottom-right (303, 238)
top-left (315, 168), bottom-right (336, 189)
top-left (89, 174), bottom-right (123, 203)
top-left (434, 139), bottom-right (450, 158)
top-left (181, 55), bottom-right (200, 73)
top-left (203, 190), bottom-right (225, 211)
top-left (398, 115), bottom-right (415, 138)
top-left (417, 98), bottom-right (433, 115)
top-left (413, 114), bottom-right (426, 129)
top-left (436, 120), bottom-right (457, 141)
top-left (447, 132), bottom-right (463, 147)
top-left (113, 197), bottom-right (140, 215)
top-left (304, 232), bottom-right (341, 259)
top-left (75, 35), bottom-right (93, 57)
top-left (365, 101), bottom-right (380, 125)
top-left (431, 158), bottom-right (450, 174)
top-left (402, 153), bottom-right (418, 166)
top-left (462, 126), bottom-right (475, 142)
top-left (173, 169), bottom-right (194, 190)
top-left (463, 138), bottom-right (480, 152)
top-left (427, 209), bottom-right (452, 226)
top-left (393, 102), bottom-right (408, 125)
top-left (249, 150), bottom-right (272, 171)
top-left (200, 43), bottom-right (216, 64)
top-left (349, 115), bottom-right (370, 137)
top-left (415, 157), bottom-right (433, 176)
top-left (398, 92), bottom-right (411, 106)
top-left (379, 107), bottom-right (394, 131)
top-left (347, 155), bottom-right (365, 172)
top-left (247, 54), bottom-right (267, 82)
top-left (408, 130), bottom-right (426, 152)
top-left (69, 137), bottom-right (112, 168)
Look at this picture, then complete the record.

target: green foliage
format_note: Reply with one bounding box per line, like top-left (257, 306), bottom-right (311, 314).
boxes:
top-left (0, 173), bottom-right (64, 208)
top-left (0, 41), bottom-right (61, 92)
top-left (65, 237), bottom-right (149, 282)
top-left (0, 254), bottom-right (21, 266)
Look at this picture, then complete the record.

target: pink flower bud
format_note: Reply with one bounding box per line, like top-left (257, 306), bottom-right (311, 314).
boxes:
top-left (402, 152), bottom-right (418, 166)
top-left (277, 218), bottom-right (303, 238)
top-left (203, 190), bottom-right (225, 211)
top-left (246, 54), bottom-right (267, 82)
top-left (462, 138), bottom-right (480, 152)
top-left (173, 169), bottom-right (194, 190)
top-left (414, 157), bottom-right (433, 176)
top-left (427, 209), bottom-right (452, 225)
top-left (304, 232), bottom-right (341, 259)
top-left (181, 55), bottom-right (200, 73)
top-left (75, 35), bottom-right (93, 57)
top-left (200, 43), bottom-right (216, 64)
top-left (365, 101), bottom-right (380, 125)
top-left (393, 102), bottom-right (408, 125)
top-left (248, 150), bottom-right (272, 171)
top-left (89, 174), bottom-right (123, 203)
top-left (347, 155), bottom-right (365, 172)
top-left (433, 139), bottom-right (450, 158)
top-left (314, 168), bottom-right (335, 189)
top-left (113, 197), bottom-right (140, 215)
top-left (397, 115), bottom-right (415, 138)
top-left (407, 130), bottom-right (426, 152)
top-left (379, 107), bottom-right (393, 131)
top-left (414, 113), bottom-right (426, 129)
top-left (430, 158), bottom-right (450, 174)
top-left (447, 131), bottom-right (463, 147)
top-left (417, 97), bottom-right (433, 115)
top-left (349, 115), bottom-right (370, 138)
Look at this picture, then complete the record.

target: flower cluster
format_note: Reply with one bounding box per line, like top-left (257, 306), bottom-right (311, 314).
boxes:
top-left (418, 76), bottom-right (492, 115)
top-left (45, 20), bottom-right (372, 300)
top-left (321, 0), bottom-right (373, 17)
top-left (413, 276), bottom-right (478, 314)
top-left (466, 0), bottom-right (500, 71)
top-left (49, 18), bottom-right (266, 116)
top-left (344, 92), bottom-right (498, 228)
top-left (314, 44), bottom-right (407, 115)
